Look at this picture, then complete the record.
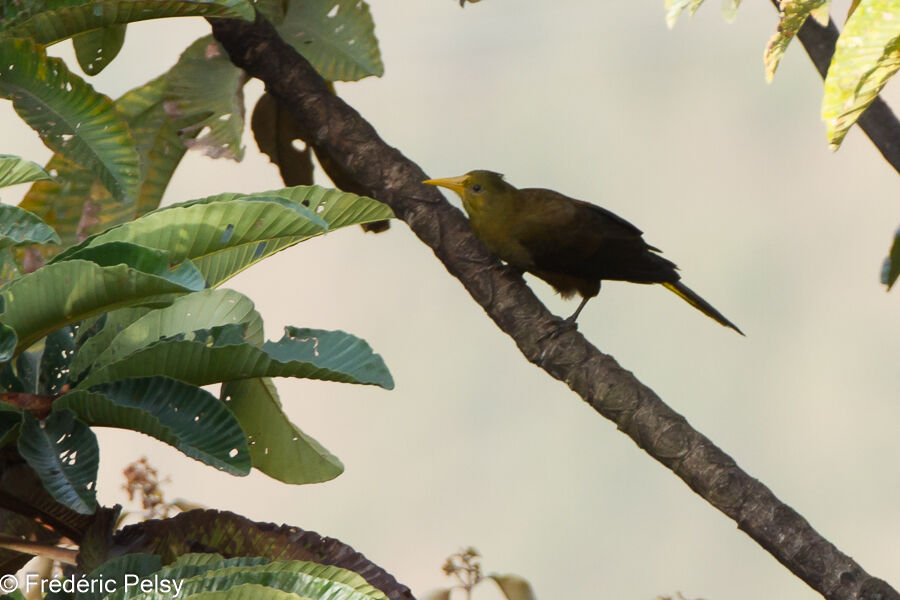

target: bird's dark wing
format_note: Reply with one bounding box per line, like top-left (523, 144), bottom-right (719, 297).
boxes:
top-left (513, 189), bottom-right (678, 284)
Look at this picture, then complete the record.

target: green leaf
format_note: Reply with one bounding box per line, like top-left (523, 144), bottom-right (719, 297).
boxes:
top-left (110, 511), bottom-right (413, 600)
top-left (73, 24), bottom-right (126, 76)
top-left (0, 38), bottom-right (141, 203)
top-left (276, 0), bottom-right (384, 81)
top-left (488, 574), bottom-right (537, 600)
top-left (0, 205), bottom-right (60, 250)
top-left (822, 0), bottom-right (900, 147)
top-left (164, 35), bottom-right (247, 161)
top-left (721, 0), bottom-right (744, 22)
top-left (78, 325), bottom-right (393, 390)
top-left (110, 556), bottom-right (390, 600)
top-left (17, 410), bottom-right (98, 514)
top-left (78, 554), bottom-right (163, 600)
top-left (19, 76), bottom-right (200, 248)
top-left (121, 76), bottom-right (200, 216)
top-left (38, 326), bottom-right (75, 395)
top-left (251, 92), bottom-right (314, 187)
top-left (60, 241), bottom-right (207, 289)
top-left (56, 377), bottom-right (251, 475)
top-left (222, 377), bottom-right (343, 484)
top-left (0, 324), bottom-right (16, 363)
top-left (665, 0), bottom-right (707, 27)
top-left (54, 186), bottom-right (393, 287)
top-left (0, 259), bottom-right (202, 356)
top-left (73, 288), bottom-right (264, 379)
top-left (0, 154), bottom-right (52, 188)
top-left (0, 0), bottom-right (254, 45)
top-left (764, 0), bottom-right (828, 82)
top-left (881, 225), bottom-right (900, 289)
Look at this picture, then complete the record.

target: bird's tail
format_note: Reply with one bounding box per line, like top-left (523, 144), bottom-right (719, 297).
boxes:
top-left (662, 281), bottom-right (744, 336)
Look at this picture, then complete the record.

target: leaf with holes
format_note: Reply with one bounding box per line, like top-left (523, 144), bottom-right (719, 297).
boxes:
top-left (17, 410), bottom-right (98, 514)
top-left (0, 205), bottom-right (60, 250)
top-left (20, 76), bottom-right (202, 249)
top-left (764, 0), bottom-right (828, 82)
top-left (71, 288), bottom-right (264, 380)
top-left (73, 24), bottom-right (126, 76)
top-left (0, 154), bottom-right (51, 188)
top-left (822, 0), bottom-right (900, 147)
top-left (0, 257), bottom-right (203, 357)
top-left (164, 35), bottom-right (247, 161)
top-left (0, 38), bottom-right (141, 203)
top-left (222, 377), bottom-right (343, 484)
top-left (38, 326), bottom-right (75, 396)
top-left (0, 0), bottom-right (254, 44)
top-left (78, 324), bottom-right (393, 390)
top-left (53, 187), bottom-right (392, 287)
top-left (276, 0), bottom-right (383, 81)
top-left (251, 92), bottom-right (314, 187)
top-left (56, 377), bottom-right (251, 475)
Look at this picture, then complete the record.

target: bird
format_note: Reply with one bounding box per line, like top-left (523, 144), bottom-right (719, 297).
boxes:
top-left (423, 170), bottom-right (743, 335)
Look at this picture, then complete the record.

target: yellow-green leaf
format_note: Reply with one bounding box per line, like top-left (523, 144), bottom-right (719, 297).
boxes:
top-left (822, 0), bottom-right (900, 147)
top-left (765, 0), bottom-right (828, 82)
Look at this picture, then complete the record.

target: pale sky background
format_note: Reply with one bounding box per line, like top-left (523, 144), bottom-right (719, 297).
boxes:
top-left (2, 1), bottom-right (899, 599)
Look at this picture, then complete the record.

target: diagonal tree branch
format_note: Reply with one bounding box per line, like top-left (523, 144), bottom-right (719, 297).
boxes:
top-left (209, 13), bottom-right (899, 600)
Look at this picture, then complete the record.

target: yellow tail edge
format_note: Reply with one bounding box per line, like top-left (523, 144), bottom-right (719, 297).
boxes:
top-left (662, 281), bottom-right (744, 336)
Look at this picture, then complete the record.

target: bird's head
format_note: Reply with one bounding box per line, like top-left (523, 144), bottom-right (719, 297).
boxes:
top-left (423, 170), bottom-right (514, 217)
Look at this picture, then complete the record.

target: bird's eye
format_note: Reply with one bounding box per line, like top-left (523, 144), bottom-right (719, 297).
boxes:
top-left (471, 184), bottom-right (483, 193)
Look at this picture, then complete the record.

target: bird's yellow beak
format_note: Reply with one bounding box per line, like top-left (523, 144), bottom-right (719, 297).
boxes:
top-left (423, 175), bottom-right (468, 196)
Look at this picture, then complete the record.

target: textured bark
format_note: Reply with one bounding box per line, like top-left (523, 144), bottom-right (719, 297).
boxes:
top-left (209, 13), bottom-right (899, 600)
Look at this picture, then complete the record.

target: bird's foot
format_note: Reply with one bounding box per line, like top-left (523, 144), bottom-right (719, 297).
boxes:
top-left (538, 316), bottom-right (579, 343)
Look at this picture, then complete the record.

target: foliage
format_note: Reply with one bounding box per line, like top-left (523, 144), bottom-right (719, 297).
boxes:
top-left (0, 0), bottom-right (395, 589)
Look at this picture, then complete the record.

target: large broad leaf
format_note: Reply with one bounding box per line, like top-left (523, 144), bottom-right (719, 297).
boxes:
top-left (0, 258), bottom-right (203, 356)
top-left (822, 0), bottom-right (900, 147)
top-left (106, 555), bottom-right (390, 600)
top-left (0, 154), bottom-right (51, 188)
top-left (56, 377), bottom-right (251, 475)
top-left (20, 76), bottom-right (201, 248)
top-left (71, 288), bottom-right (264, 379)
top-left (122, 76), bottom-right (201, 216)
top-left (53, 187), bottom-right (393, 287)
top-left (73, 24), bottom-right (126, 76)
top-left (17, 410), bottom-right (98, 515)
top-left (0, 38), bottom-right (141, 203)
top-left (222, 377), bottom-right (343, 484)
top-left (78, 325), bottom-right (393, 390)
top-left (77, 554), bottom-right (163, 600)
top-left (764, 0), bottom-right (828, 82)
top-left (881, 225), bottom-right (900, 289)
top-left (111, 510), bottom-right (414, 600)
top-left (251, 92), bottom-right (314, 187)
top-left (164, 36), bottom-right (247, 161)
top-left (0, 0), bottom-right (254, 45)
top-left (38, 326), bottom-right (75, 396)
top-left (276, 0), bottom-right (383, 81)
top-left (0, 205), bottom-right (60, 250)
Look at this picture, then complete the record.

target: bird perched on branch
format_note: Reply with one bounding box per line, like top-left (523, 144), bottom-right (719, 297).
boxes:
top-left (423, 170), bottom-right (743, 335)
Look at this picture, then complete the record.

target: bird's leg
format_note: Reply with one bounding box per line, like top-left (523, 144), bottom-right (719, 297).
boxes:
top-left (564, 295), bottom-right (591, 324)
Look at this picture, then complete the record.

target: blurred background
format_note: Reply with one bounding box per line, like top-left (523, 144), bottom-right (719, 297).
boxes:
top-left (2, 0), bottom-right (899, 598)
